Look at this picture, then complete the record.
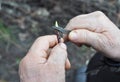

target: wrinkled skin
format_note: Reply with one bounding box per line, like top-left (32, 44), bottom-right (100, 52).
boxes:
top-left (19, 11), bottom-right (120, 82)
top-left (19, 35), bottom-right (70, 82)
top-left (66, 11), bottom-right (120, 61)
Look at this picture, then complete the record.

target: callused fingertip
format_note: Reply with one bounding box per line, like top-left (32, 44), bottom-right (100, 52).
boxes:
top-left (69, 31), bottom-right (77, 40)
top-left (59, 43), bottom-right (67, 50)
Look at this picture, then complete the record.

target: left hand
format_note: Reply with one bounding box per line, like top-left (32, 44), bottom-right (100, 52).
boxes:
top-left (19, 35), bottom-right (70, 82)
top-left (65, 11), bottom-right (120, 61)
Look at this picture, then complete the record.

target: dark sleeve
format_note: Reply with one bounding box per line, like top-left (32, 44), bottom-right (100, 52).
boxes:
top-left (86, 52), bottom-right (120, 82)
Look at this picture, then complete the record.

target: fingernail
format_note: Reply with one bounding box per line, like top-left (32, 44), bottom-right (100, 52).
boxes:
top-left (69, 31), bottom-right (77, 40)
top-left (60, 43), bottom-right (67, 49)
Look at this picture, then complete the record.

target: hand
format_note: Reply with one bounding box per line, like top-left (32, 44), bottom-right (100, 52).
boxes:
top-left (66, 11), bottom-right (120, 61)
top-left (19, 35), bottom-right (70, 82)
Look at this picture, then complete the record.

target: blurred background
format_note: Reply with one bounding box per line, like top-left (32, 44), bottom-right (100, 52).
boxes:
top-left (0, 0), bottom-right (120, 82)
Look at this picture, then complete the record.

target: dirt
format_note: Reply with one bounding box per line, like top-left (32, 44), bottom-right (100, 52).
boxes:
top-left (0, 0), bottom-right (120, 82)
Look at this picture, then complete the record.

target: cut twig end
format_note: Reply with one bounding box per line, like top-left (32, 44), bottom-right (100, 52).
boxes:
top-left (55, 21), bottom-right (59, 27)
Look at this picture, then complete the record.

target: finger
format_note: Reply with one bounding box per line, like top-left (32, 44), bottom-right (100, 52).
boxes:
top-left (48, 43), bottom-right (67, 66)
top-left (65, 58), bottom-right (71, 70)
top-left (47, 48), bottom-right (71, 69)
top-left (28, 35), bottom-right (58, 58)
top-left (65, 11), bottom-right (115, 32)
top-left (64, 11), bottom-right (104, 41)
top-left (69, 29), bottom-right (103, 50)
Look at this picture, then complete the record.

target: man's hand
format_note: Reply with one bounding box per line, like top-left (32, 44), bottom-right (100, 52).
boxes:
top-left (66, 11), bottom-right (120, 61)
top-left (19, 35), bottom-right (70, 82)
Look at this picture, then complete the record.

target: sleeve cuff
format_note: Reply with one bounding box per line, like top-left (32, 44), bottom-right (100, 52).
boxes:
top-left (104, 57), bottom-right (120, 67)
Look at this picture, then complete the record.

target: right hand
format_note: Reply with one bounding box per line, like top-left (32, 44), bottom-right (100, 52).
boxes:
top-left (65, 11), bottom-right (120, 61)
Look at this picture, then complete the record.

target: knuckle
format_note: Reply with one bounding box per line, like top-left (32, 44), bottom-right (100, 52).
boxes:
top-left (94, 11), bottom-right (105, 17)
top-left (95, 11), bottom-right (104, 15)
top-left (69, 18), bottom-right (74, 24)
top-left (19, 58), bottom-right (25, 67)
top-left (35, 36), bottom-right (48, 43)
top-left (35, 37), bottom-right (42, 43)
top-left (69, 15), bottom-right (80, 23)
top-left (35, 36), bottom-right (45, 42)
top-left (35, 35), bottom-right (55, 43)
top-left (19, 56), bottom-right (29, 66)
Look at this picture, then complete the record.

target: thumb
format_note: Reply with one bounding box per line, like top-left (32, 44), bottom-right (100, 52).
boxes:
top-left (48, 43), bottom-right (67, 66)
top-left (69, 29), bottom-right (100, 48)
